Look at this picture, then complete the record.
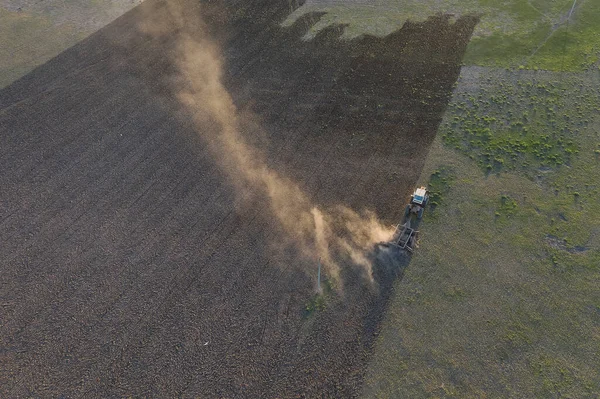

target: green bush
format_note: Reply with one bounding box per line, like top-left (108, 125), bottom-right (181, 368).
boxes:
top-left (427, 166), bottom-right (455, 209)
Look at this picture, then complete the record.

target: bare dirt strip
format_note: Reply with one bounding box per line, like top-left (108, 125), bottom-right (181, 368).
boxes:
top-left (0, 0), bottom-right (476, 396)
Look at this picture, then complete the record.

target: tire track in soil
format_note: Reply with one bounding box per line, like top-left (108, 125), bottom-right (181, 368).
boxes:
top-left (0, 0), bottom-right (477, 397)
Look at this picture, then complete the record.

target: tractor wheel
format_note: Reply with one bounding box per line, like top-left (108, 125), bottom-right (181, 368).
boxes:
top-left (417, 208), bottom-right (424, 219)
top-left (405, 205), bottom-right (410, 216)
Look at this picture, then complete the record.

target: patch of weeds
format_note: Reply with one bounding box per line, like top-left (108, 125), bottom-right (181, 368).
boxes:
top-left (503, 321), bottom-right (533, 347)
top-left (427, 166), bottom-right (454, 210)
top-left (441, 74), bottom-right (600, 176)
top-left (496, 194), bottom-right (518, 218)
top-left (304, 294), bottom-right (326, 315)
top-left (303, 277), bottom-right (336, 317)
top-left (496, 320), bottom-right (534, 362)
top-left (442, 286), bottom-right (468, 301)
top-left (530, 355), bottom-right (579, 397)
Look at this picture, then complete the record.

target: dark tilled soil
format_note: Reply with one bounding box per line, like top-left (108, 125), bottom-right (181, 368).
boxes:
top-left (0, 1), bottom-right (476, 397)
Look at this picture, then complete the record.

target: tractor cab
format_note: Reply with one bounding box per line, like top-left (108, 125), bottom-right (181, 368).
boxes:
top-left (405, 186), bottom-right (429, 219)
top-left (411, 187), bottom-right (428, 205)
top-left (378, 186), bottom-right (429, 255)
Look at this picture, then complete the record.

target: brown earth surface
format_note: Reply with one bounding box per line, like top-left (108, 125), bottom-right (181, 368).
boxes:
top-left (0, 0), bottom-right (477, 396)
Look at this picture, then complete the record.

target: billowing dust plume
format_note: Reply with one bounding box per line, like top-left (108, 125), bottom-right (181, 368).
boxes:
top-left (140, 2), bottom-right (395, 285)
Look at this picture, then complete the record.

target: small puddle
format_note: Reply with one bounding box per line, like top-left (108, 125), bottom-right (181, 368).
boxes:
top-left (545, 234), bottom-right (588, 254)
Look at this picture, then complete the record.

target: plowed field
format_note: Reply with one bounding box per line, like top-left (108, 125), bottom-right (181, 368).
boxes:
top-left (0, 1), bottom-right (476, 396)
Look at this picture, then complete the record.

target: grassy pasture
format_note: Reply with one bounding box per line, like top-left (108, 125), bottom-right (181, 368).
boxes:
top-left (0, 0), bottom-right (140, 88)
top-left (0, 7), bottom-right (84, 87)
top-left (440, 70), bottom-right (600, 175)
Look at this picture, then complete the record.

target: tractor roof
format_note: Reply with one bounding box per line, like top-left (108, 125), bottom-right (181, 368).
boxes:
top-left (412, 187), bottom-right (427, 204)
top-left (414, 187), bottom-right (427, 197)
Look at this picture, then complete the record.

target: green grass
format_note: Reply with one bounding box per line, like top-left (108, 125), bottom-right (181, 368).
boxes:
top-left (0, 0), bottom-right (141, 88)
top-left (427, 166), bottom-right (455, 210)
top-left (440, 72), bottom-right (600, 175)
top-left (0, 7), bottom-right (86, 88)
top-left (304, 293), bottom-right (327, 314)
top-left (303, 277), bottom-right (336, 317)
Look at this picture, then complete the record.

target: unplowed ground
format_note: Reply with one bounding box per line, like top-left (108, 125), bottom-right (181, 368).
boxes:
top-left (0, 1), bottom-right (476, 396)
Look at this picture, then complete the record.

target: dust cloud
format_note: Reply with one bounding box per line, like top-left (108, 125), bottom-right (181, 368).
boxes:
top-left (140, 1), bottom-right (395, 285)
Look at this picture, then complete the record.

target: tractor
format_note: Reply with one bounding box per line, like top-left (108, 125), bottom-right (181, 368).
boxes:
top-left (376, 187), bottom-right (429, 256)
top-left (405, 186), bottom-right (429, 220)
